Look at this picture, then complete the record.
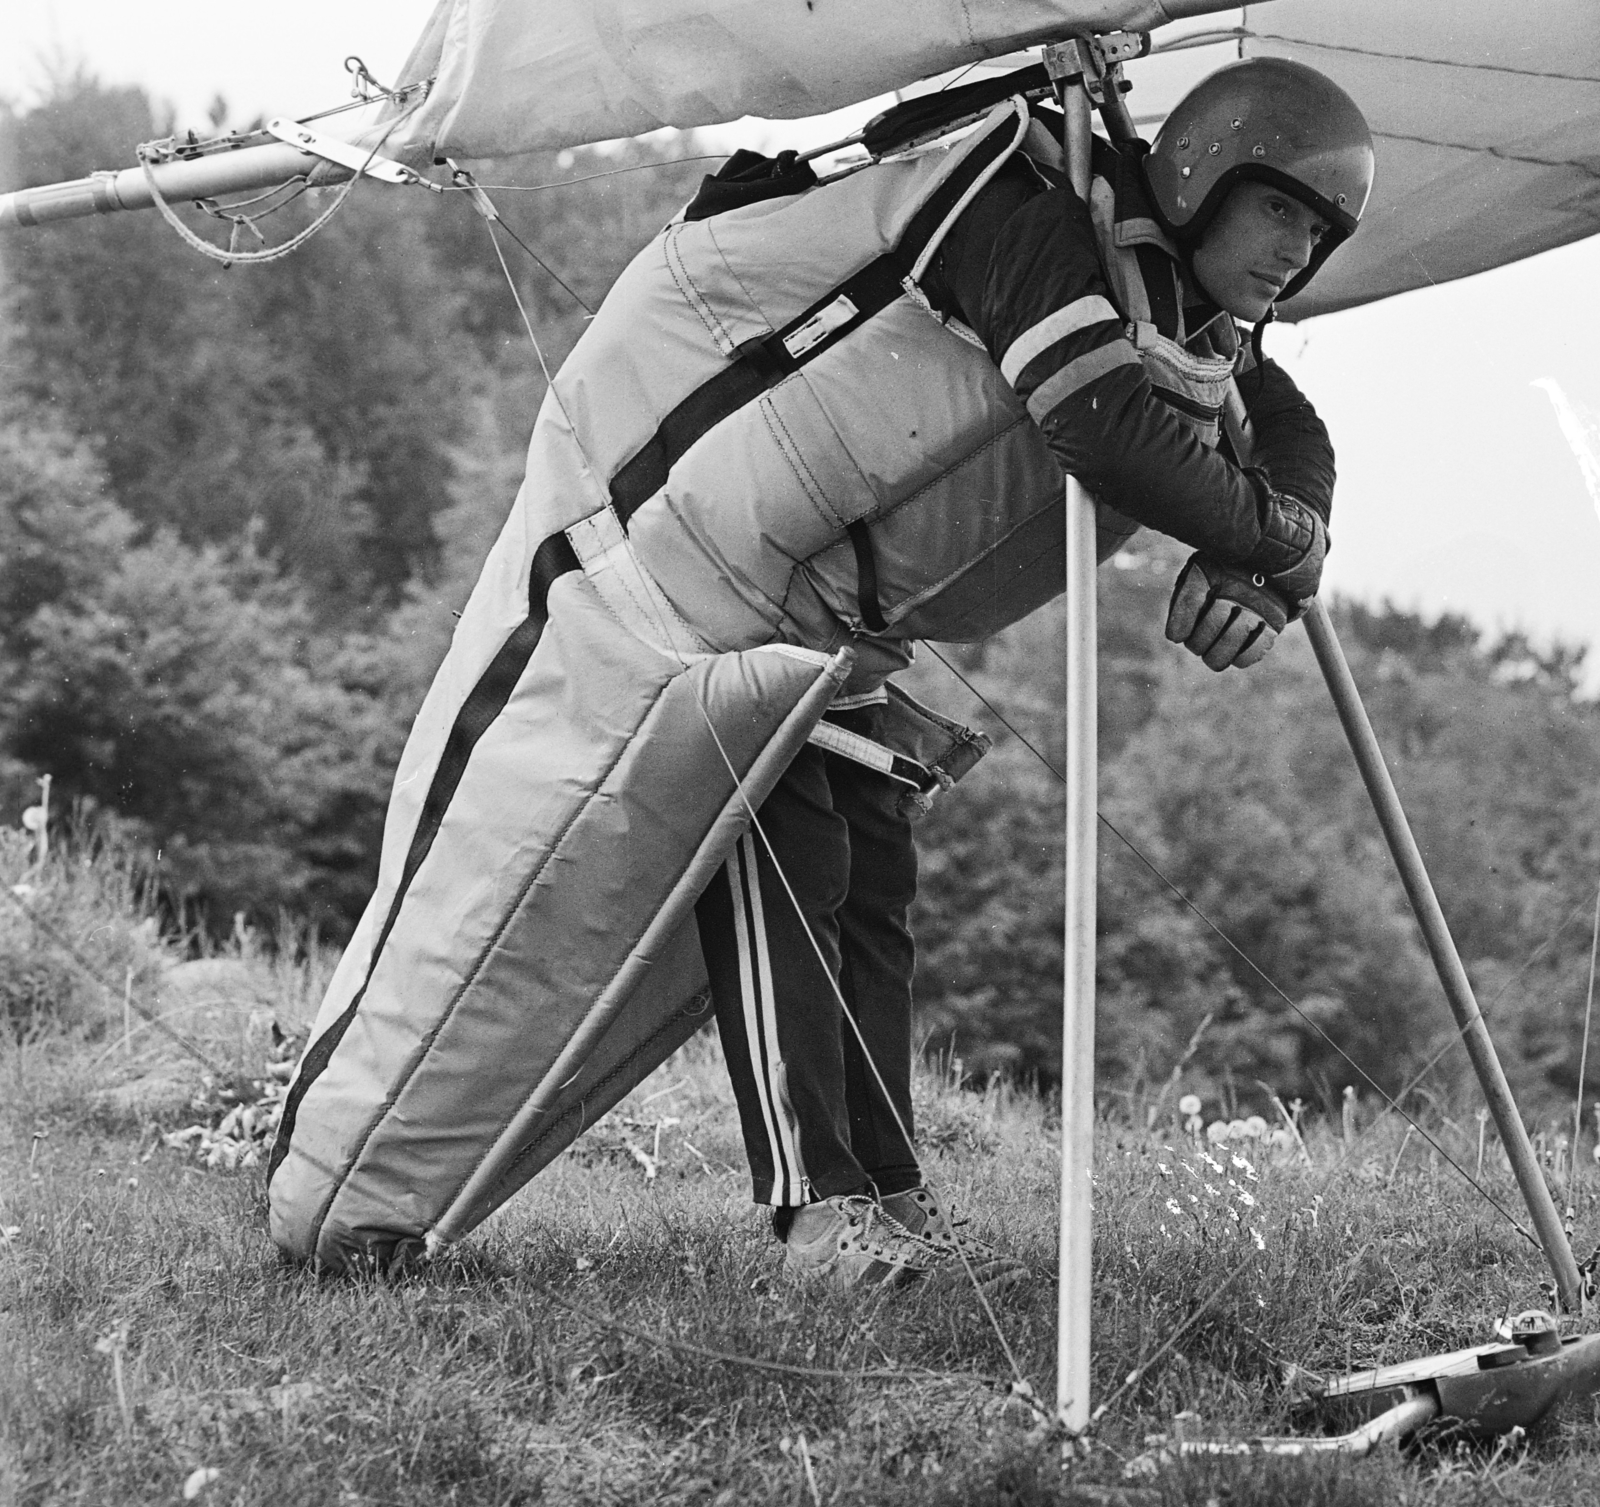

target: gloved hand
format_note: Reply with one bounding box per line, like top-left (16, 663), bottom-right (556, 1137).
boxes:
top-left (1242, 487), bottom-right (1328, 603)
top-left (1165, 553), bottom-right (1293, 671)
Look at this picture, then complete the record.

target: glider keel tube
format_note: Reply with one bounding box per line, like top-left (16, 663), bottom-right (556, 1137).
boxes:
top-left (268, 568), bottom-right (850, 1271)
top-left (0, 143), bottom-right (344, 231)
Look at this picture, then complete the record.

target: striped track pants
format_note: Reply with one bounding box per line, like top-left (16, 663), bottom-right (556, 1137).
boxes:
top-left (694, 714), bottom-right (921, 1206)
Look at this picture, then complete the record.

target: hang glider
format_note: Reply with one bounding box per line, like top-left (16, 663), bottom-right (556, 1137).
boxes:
top-left (5, 1), bottom-right (1598, 325)
top-left (372, 0), bottom-right (1600, 319)
top-left (3, 0), bottom-right (1598, 1451)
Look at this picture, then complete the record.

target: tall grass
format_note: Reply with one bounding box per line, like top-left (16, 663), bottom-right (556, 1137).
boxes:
top-left (3, 844), bottom-right (1598, 1506)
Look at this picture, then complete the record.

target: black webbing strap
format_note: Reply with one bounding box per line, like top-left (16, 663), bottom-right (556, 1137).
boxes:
top-left (268, 532), bottom-right (580, 1186)
top-left (609, 257), bottom-right (905, 524)
top-left (608, 105), bottom-right (1023, 530)
top-left (846, 520), bottom-right (888, 632)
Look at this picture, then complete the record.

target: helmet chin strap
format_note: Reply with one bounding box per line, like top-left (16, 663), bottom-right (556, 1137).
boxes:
top-left (1243, 304), bottom-right (1276, 424)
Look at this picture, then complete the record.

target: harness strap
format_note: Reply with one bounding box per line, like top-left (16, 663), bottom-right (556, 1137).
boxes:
top-left (846, 520), bottom-right (888, 633)
top-left (805, 719), bottom-right (932, 792)
top-left (608, 102), bottom-right (1028, 530)
top-left (269, 531), bottom-right (580, 1186)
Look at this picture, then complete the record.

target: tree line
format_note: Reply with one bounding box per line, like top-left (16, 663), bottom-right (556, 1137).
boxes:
top-left (3, 76), bottom-right (1597, 1117)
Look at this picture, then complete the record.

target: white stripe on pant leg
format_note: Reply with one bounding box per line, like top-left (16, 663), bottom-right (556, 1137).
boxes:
top-left (728, 839), bottom-right (792, 1204)
top-left (741, 833), bottom-right (808, 1202)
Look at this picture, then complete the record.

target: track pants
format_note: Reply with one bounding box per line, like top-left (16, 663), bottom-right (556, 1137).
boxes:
top-left (694, 707), bottom-right (921, 1206)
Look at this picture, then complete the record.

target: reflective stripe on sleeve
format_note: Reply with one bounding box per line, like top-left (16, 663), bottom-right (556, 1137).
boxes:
top-left (999, 295), bottom-right (1121, 386)
top-left (1024, 341), bottom-right (1142, 424)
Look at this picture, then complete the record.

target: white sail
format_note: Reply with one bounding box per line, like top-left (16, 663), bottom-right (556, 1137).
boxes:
top-left (375, 0), bottom-right (1600, 320)
top-left (377, 0), bottom-right (1231, 163)
top-left (1249, 0), bottom-right (1600, 318)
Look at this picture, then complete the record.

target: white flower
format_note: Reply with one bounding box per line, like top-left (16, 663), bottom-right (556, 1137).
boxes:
top-left (1251, 1227), bottom-right (1266, 1251)
top-left (1205, 1121), bottom-right (1230, 1144)
top-left (183, 1468), bottom-right (221, 1501)
top-left (1244, 1116), bottom-right (1269, 1140)
top-left (1166, 1198), bottom-right (1182, 1216)
top-left (1227, 1119), bottom-right (1249, 1140)
top-left (1178, 1094), bottom-right (1203, 1117)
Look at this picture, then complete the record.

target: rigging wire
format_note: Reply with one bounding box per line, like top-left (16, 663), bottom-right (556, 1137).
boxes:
top-left (547, 1290), bottom-right (1006, 1385)
top-left (469, 187), bottom-right (1036, 1396)
top-left (481, 212), bottom-right (595, 316)
top-left (1567, 882), bottom-right (1600, 1233)
top-left (138, 99), bottom-right (420, 267)
top-left (0, 885), bottom-right (228, 1078)
top-left (1324, 894), bottom-right (1593, 1176)
top-left (456, 156), bottom-right (726, 195)
top-left (919, 640), bottom-right (1540, 1251)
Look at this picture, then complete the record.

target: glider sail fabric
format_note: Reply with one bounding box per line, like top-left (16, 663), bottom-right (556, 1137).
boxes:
top-left (379, 0), bottom-right (1599, 322)
top-left (1252, 1), bottom-right (1600, 319)
top-left (268, 559), bottom-right (849, 1269)
top-left (380, 0), bottom-right (1230, 165)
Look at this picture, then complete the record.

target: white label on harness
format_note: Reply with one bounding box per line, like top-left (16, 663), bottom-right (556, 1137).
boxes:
top-left (783, 294), bottom-right (859, 360)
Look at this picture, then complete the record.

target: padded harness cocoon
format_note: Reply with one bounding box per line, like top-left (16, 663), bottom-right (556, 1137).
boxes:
top-left (269, 566), bottom-right (847, 1268)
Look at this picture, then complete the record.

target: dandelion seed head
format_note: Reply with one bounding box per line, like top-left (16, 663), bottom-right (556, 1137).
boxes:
top-left (1178, 1094), bottom-right (1202, 1117)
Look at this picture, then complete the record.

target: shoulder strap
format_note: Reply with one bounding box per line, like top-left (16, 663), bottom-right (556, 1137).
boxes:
top-left (610, 100), bottom-right (1030, 528)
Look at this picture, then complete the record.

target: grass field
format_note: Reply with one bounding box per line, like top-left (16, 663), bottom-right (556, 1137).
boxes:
top-left (3, 844), bottom-right (1599, 1506)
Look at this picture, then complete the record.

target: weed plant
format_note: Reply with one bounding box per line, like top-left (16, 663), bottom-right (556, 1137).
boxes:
top-left (3, 847), bottom-right (1599, 1505)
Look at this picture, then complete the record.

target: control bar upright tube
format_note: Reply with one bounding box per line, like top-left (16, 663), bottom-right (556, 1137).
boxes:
top-left (1302, 597), bottom-right (1582, 1311)
top-left (1057, 71), bottom-right (1098, 1437)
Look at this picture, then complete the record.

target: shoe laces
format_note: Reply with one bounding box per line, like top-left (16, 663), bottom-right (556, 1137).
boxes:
top-left (837, 1196), bottom-right (938, 1261)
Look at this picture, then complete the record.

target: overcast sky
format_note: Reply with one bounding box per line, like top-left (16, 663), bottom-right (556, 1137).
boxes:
top-left (7, 2), bottom-right (1600, 682)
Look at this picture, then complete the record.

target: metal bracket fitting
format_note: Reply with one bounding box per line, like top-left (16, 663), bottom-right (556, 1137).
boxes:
top-left (264, 118), bottom-right (417, 185)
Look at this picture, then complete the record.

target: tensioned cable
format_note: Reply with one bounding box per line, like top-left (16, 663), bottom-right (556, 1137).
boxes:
top-left (917, 641), bottom-right (1568, 1414)
top-left (472, 188), bottom-right (1037, 1396)
top-left (1, 884), bottom-right (228, 1077)
top-left (139, 100), bottom-right (420, 267)
top-left (1567, 883), bottom-right (1599, 1230)
top-left (1324, 894), bottom-right (1593, 1178)
top-left (547, 1290), bottom-right (1004, 1385)
top-left (457, 156), bottom-right (725, 195)
top-left (480, 213), bottom-right (595, 316)
top-left (920, 640), bottom-right (1540, 1250)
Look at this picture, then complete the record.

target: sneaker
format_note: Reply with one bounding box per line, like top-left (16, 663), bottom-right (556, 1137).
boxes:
top-left (783, 1194), bottom-right (937, 1290)
top-left (879, 1186), bottom-right (1030, 1293)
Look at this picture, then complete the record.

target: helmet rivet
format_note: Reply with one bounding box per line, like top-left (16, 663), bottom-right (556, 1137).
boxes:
top-left (1177, 136), bottom-right (1189, 149)
top-left (1337, 192), bottom-right (1348, 204)
top-left (1208, 142), bottom-right (1221, 154)
top-left (1180, 166), bottom-right (1191, 178)
top-left (1231, 118), bottom-right (1243, 130)
top-left (1252, 144), bottom-right (1266, 157)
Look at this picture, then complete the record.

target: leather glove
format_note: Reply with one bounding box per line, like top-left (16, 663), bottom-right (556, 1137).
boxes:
top-left (1242, 487), bottom-right (1328, 603)
top-left (1165, 553), bottom-right (1293, 671)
